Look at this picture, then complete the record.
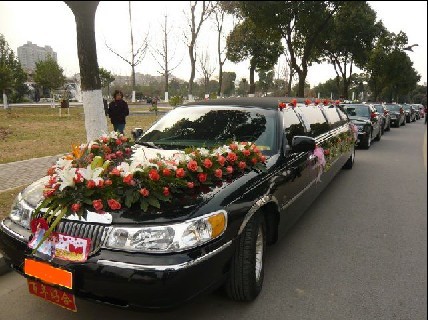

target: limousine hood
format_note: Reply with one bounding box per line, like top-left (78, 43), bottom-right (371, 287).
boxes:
top-left (349, 117), bottom-right (370, 125)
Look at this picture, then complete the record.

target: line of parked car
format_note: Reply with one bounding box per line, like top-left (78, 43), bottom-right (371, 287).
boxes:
top-left (339, 102), bottom-right (425, 149)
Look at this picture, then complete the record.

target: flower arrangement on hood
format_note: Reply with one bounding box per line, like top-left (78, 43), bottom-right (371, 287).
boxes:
top-left (31, 132), bottom-right (267, 249)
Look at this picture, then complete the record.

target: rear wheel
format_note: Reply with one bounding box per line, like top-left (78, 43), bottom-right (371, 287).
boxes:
top-left (385, 119), bottom-right (391, 131)
top-left (375, 127), bottom-right (381, 141)
top-left (343, 148), bottom-right (355, 169)
top-left (226, 212), bottom-right (266, 301)
top-left (361, 131), bottom-right (371, 149)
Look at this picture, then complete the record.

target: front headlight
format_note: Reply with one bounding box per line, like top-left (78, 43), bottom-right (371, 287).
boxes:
top-left (357, 125), bottom-right (363, 132)
top-left (105, 210), bottom-right (227, 253)
top-left (9, 193), bottom-right (33, 229)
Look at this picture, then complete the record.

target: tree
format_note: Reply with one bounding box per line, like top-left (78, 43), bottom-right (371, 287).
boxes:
top-left (198, 50), bottom-right (216, 95)
top-left (0, 34), bottom-right (27, 107)
top-left (322, 2), bottom-right (382, 99)
top-left (240, 1), bottom-right (341, 97)
top-left (99, 67), bottom-right (115, 97)
top-left (151, 13), bottom-right (182, 102)
top-left (33, 56), bottom-right (65, 97)
top-left (257, 70), bottom-right (274, 95)
top-left (64, 1), bottom-right (107, 141)
top-left (221, 71), bottom-right (236, 96)
top-left (183, 1), bottom-right (213, 100)
top-left (106, 1), bottom-right (149, 95)
top-left (226, 18), bottom-right (283, 95)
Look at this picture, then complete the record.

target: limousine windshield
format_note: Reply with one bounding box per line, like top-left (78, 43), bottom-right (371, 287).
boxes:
top-left (343, 105), bottom-right (370, 117)
top-left (137, 106), bottom-right (278, 155)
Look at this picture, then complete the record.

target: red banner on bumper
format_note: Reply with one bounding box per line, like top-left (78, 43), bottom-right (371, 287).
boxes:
top-left (27, 279), bottom-right (77, 312)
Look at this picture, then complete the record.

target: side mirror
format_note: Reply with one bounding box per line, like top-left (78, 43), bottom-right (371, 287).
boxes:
top-left (131, 128), bottom-right (144, 140)
top-left (291, 136), bottom-right (316, 153)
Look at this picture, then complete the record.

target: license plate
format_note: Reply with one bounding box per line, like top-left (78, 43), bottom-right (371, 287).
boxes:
top-left (27, 279), bottom-right (77, 312)
top-left (24, 258), bottom-right (73, 289)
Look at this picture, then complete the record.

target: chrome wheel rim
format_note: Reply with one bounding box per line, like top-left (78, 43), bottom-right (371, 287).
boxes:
top-left (255, 225), bottom-right (264, 282)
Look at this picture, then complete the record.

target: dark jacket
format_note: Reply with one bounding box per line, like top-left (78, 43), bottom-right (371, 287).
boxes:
top-left (108, 99), bottom-right (129, 124)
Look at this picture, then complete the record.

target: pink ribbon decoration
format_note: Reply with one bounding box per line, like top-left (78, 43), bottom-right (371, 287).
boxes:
top-left (350, 123), bottom-right (358, 141)
top-left (312, 145), bottom-right (326, 182)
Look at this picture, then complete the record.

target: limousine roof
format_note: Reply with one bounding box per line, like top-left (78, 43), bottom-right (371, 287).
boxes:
top-left (184, 97), bottom-right (310, 110)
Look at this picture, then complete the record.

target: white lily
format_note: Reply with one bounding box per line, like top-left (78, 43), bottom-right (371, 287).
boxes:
top-left (58, 167), bottom-right (77, 191)
top-left (79, 165), bottom-right (104, 185)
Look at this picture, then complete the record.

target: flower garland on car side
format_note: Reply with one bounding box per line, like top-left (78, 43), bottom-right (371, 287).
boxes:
top-left (31, 132), bottom-right (267, 250)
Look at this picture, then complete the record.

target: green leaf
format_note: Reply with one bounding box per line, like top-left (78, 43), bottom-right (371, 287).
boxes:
top-left (140, 201), bottom-right (149, 212)
top-left (147, 197), bottom-right (160, 209)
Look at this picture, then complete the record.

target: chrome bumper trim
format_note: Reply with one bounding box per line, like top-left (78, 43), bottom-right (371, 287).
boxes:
top-left (97, 240), bottom-right (233, 271)
top-left (0, 219), bottom-right (28, 242)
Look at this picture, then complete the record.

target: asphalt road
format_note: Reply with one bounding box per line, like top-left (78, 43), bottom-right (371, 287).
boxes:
top-left (0, 121), bottom-right (426, 320)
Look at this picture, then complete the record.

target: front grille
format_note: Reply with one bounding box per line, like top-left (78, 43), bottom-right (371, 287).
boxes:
top-left (56, 221), bottom-right (108, 255)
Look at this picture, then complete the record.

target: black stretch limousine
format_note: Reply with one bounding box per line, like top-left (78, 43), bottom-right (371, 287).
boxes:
top-left (0, 98), bottom-right (355, 310)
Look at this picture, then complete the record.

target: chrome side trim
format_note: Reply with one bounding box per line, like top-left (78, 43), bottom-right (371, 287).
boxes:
top-left (280, 177), bottom-right (318, 211)
top-left (0, 220), bottom-right (27, 242)
top-left (238, 195), bottom-right (279, 235)
top-left (97, 240), bottom-right (233, 271)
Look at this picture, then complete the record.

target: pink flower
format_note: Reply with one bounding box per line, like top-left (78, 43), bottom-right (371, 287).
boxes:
top-left (227, 152), bottom-right (237, 163)
top-left (87, 180), bottom-right (96, 189)
top-left (229, 143), bottom-right (238, 151)
top-left (217, 155), bottom-right (226, 166)
top-left (148, 169), bottom-right (160, 181)
top-left (215, 169), bottom-right (223, 178)
top-left (187, 160), bottom-right (198, 172)
top-left (243, 149), bottom-right (251, 157)
top-left (97, 180), bottom-right (104, 188)
top-left (259, 155), bottom-right (266, 162)
top-left (91, 144), bottom-right (100, 150)
top-left (123, 174), bottom-right (134, 185)
top-left (93, 199), bottom-right (103, 211)
top-left (238, 161), bottom-right (247, 170)
top-left (163, 187), bottom-right (170, 196)
top-left (107, 199), bottom-right (121, 210)
top-left (71, 203), bottom-right (81, 212)
top-left (125, 147), bottom-right (132, 155)
top-left (226, 166), bottom-right (233, 174)
top-left (139, 188), bottom-right (150, 197)
top-left (110, 168), bottom-right (121, 176)
top-left (203, 158), bottom-right (213, 169)
top-left (162, 168), bottom-right (171, 177)
top-left (187, 182), bottom-right (194, 189)
top-left (176, 168), bottom-right (185, 178)
top-left (198, 173), bottom-right (207, 183)
top-left (115, 151), bottom-right (123, 158)
top-left (104, 179), bottom-right (112, 186)
top-left (251, 157), bottom-right (258, 164)
top-left (116, 139), bottom-right (122, 145)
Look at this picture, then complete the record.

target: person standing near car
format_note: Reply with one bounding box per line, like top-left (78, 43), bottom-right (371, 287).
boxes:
top-left (108, 90), bottom-right (129, 134)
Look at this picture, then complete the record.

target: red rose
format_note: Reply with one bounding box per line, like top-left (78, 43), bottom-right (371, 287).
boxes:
top-left (125, 147), bottom-right (132, 154)
top-left (97, 180), bottom-right (104, 188)
top-left (93, 199), bottom-right (103, 211)
top-left (227, 152), bottom-right (237, 163)
top-left (87, 180), bottom-right (96, 189)
top-left (243, 149), bottom-right (251, 157)
top-left (251, 157), bottom-right (258, 164)
top-left (253, 147), bottom-right (260, 153)
top-left (163, 187), bottom-right (170, 196)
top-left (198, 173), bottom-right (207, 183)
top-left (229, 144), bottom-right (238, 151)
top-left (107, 199), bottom-right (121, 210)
top-left (259, 155), bottom-right (266, 162)
top-left (104, 179), bottom-right (112, 186)
top-left (187, 182), bottom-right (194, 189)
top-left (104, 146), bottom-right (111, 154)
top-left (176, 168), bottom-right (185, 178)
top-left (47, 167), bottom-right (56, 175)
top-left (71, 203), bottom-right (81, 212)
top-left (203, 158), bottom-right (213, 169)
top-left (324, 149), bottom-right (330, 156)
top-left (162, 168), bottom-right (171, 177)
top-left (73, 172), bottom-right (84, 183)
top-left (148, 169), bottom-right (160, 181)
top-left (226, 166), bottom-right (233, 174)
top-left (123, 174), bottom-right (134, 185)
top-left (115, 151), bottom-right (123, 158)
top-left (91, 144), bottom-right (100, 150)
top-left (139, 188), bottom-right (150, 197)
top-left (116, 139), bottom-right (122, 145)
top-left (240, 142), bottom-right (248, 145)
top-left (215, 169), bottom-right (223, 178)
top-left (30, 218), bottom-right (49, 233)
top-left (238, 161), bottom-right (247, 170)
top-left (43, 189), bottom-right (54, 198)
top-left (110, 168), bottom-right (121, 176)
top-left (217, 155), bottom-right (226, 166)
top-left (187, 160), bottom-right (198, 172)
top-left (120, 136), bottom-right (128, 142)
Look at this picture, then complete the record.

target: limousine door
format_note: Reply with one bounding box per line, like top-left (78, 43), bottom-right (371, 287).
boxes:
top-left (273, 107), bottom-right (318, 234)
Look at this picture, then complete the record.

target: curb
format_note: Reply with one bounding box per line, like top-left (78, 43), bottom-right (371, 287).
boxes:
top-left (0, 253), bottom-right (11, 275)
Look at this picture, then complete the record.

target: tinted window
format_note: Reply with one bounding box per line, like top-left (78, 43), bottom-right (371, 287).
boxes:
top-left (321, 106), bottom-right (343, 128)
top-left (343, 105), bottom-right (370, 117)
top-left (295, 106), bottom-right (329, 137)
top-left (374, 105), bottom-right (384, 113)
top-left (385, 104), bottom-right (401, 112)
top-left (336, 107), bottom-right (348, 121)
top-left (139, 106), bottom-right (278, 155)
top-left (282, 107), bottom-right (306, 145)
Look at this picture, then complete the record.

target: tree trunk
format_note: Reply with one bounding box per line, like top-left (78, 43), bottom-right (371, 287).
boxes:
top-left (218, 63), bottom-right (223, 97)
top-left (65, 1), bottom-right (107, 141)
top-left (297, 67), bottom-right (307, 97)
top-left (249, 65), bottom-right (255, 95)
top-left (189, 44), bottom-right (195, 98)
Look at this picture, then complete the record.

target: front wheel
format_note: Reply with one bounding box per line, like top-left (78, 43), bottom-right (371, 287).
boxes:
top-left (342, 148), bottom-right (355, 169)
top-left (226, 212), bottom-right (266, 301)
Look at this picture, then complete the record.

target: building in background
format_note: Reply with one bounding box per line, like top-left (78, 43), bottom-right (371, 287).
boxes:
top-left (17, 41), bottom-right (57, 73)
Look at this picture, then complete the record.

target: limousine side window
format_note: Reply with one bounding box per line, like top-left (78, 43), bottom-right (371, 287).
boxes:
top-left (336, 106), bottom-right (349, 121)
top-left (282, 107), bottom-right (306, 146)
top-left (322, 106), bottom-right (345, 129)
top-left (295, 106), bottom-right (329, 137)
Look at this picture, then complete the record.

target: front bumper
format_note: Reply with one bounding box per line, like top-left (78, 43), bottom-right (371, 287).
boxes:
top-left (0, 218), bottom-right (234, 309)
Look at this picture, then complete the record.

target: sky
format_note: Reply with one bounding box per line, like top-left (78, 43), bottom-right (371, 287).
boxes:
top-left (0, 1), bottom-right (427, 87)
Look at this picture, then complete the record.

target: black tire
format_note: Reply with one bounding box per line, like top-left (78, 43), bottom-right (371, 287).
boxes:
top-left (361, 130), bottom-right (371, 149)
top-left (343, 148), bottom-right (355, 169)
top-left (226, 212), bottom-right (266, 301)
top-left (395, 121), bottom-right (400, 128)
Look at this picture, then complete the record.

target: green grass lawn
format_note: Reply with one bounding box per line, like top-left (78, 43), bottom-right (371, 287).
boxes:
top-left (0, 186), bottom-right (26, 220)
top-left (0, 106), bottom-right (159, 164)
